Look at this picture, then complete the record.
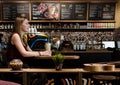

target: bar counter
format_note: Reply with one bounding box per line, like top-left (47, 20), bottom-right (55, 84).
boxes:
top-left (34, 49), bottom-right (112, 60)
top-left (35, 55), bottom-right (79, 59)
top-left (59, 50), bottom-right (113, 53)
top-left (31, 50), bottom-right (113, 68)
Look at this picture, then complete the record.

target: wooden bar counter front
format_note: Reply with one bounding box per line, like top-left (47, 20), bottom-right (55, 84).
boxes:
top-left (0, 68), bottom-right (120, 85)
top-left (0, 68), bottom-right (82, 85)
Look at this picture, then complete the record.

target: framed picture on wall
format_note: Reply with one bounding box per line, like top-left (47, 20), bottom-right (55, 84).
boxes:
top-left (31, 2), bottom-right (59, 20)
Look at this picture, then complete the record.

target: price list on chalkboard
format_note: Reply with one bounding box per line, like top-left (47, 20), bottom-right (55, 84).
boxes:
top-left (60, 3), bottom-right (87, 20)
top-left (60, 3), bottom-right (74, 20)
top-left (88, 3), bottom-right (116, 20)
top-left (74, 3), bottom-right (87, 20)
top-left (102, 3), bottom-right (115, 20)
top-left (2, 3), bottom-right (29, 20)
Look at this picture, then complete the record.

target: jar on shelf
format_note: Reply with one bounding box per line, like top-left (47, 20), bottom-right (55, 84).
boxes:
top-left (9, 59), bottom-right (23, 70)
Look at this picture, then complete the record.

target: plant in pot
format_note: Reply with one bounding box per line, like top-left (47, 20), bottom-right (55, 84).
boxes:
top-left (52, 53), bottom-right (64, 70)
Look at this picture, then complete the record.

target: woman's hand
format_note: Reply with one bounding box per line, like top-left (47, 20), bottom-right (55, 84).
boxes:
top-left (40, 51), bottom-right (52, 56)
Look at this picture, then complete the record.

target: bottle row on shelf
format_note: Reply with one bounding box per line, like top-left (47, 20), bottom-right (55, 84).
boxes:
top-left (0, 24), bottom-right (14, 30)
top-left (0, 22), bottom-right (115, 30)
top-left (87, 22), bottom-right (115, 29)
top-left (32, 22), bottom-right (115, 29)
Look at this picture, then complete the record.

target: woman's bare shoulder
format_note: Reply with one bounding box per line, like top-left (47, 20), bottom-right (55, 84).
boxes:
top-left (11, 33), bottom-right (20, 40)
top-left (11, 33), bottom-right (20, 45)
top-left (12, 33), bottom-right (19, 37)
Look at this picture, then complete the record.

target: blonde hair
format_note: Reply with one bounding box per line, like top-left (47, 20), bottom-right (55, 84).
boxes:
top-left (14, 17), bottom-right (27, 46)
top-left (14, 17), bottom-right (25, 34)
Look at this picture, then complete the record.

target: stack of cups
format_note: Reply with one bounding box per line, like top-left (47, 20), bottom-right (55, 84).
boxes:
top-left (45, 42), bottom-right (51, 51)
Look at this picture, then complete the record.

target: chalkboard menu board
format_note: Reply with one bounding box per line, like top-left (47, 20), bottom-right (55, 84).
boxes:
top-left (31, 2), bottom-right (59, 20)
top-left (88, 3), bottom-right (116, 20)
top-left (2, 2), bottom-right (29, 20)
top-left (60, 3), bottom-right (87, 20)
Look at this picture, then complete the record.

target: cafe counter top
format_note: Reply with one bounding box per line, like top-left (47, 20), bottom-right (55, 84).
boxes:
top-left (35, 55), bottom-right (80, 59)
top-left (58, 50), bottom-right (113, 54)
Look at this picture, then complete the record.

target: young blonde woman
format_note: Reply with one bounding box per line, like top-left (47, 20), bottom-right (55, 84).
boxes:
top-left (7, 17), bottom-right (51, 67)
top-left (6, 17), bottom-right (52, 84)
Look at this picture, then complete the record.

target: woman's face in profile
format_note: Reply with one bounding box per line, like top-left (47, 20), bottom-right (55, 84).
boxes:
top-left (21, 19), bottom-right (30, 32)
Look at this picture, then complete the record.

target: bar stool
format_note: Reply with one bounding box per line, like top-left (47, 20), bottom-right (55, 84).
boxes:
top-left (91, 75), bottom-right (120, 85)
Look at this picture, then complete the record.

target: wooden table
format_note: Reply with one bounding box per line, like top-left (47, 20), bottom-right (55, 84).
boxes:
top-left (35, 55), bottom-right (80, 59)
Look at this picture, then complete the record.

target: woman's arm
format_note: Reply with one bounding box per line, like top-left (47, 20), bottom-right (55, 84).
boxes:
top-left (11, 33), bottom-right (51, 57)
top-left (26, 45), bottom-right (32, 51)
